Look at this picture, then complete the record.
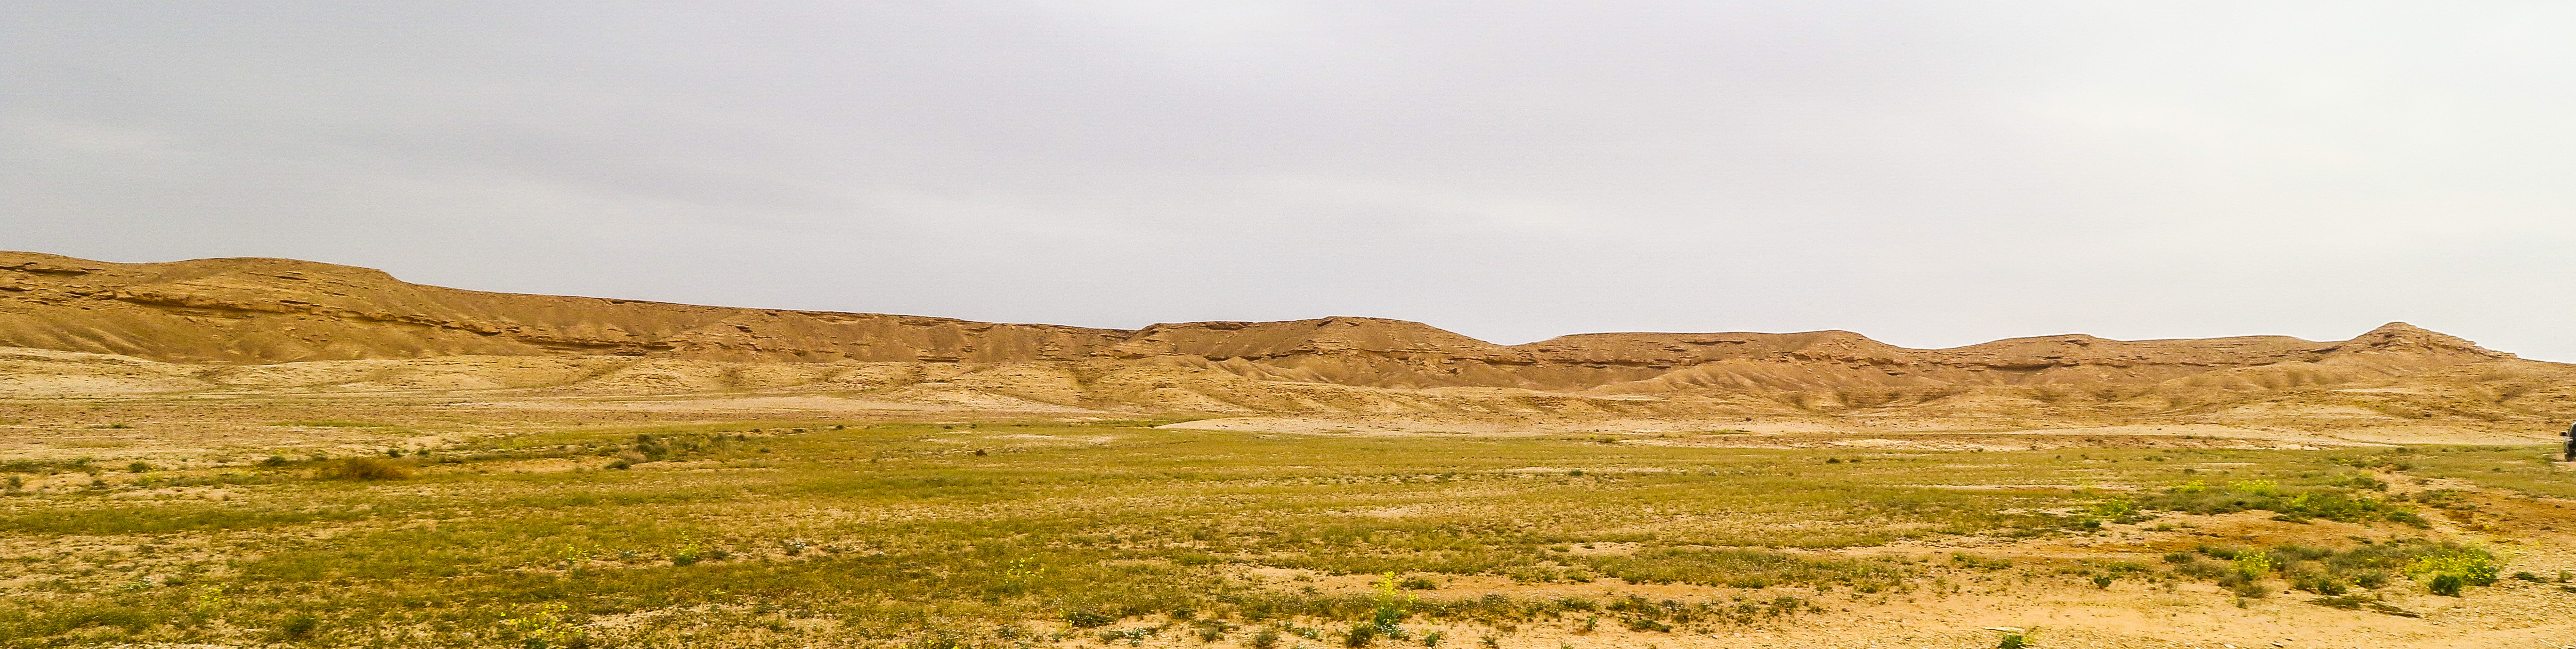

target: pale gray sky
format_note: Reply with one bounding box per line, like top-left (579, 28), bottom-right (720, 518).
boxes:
top-left (6, 2), bottom-right (2572, 359)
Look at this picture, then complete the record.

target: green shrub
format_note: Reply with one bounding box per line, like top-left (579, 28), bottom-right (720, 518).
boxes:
top-left (2406, 545), bottom-right (2499, 586)
top-left (2429, 573), bottom-right (2464, 596)
top-left (1994, 629), bottom-right (2031, 649)
top-left (2290, 573), bottom-right (2346, 596)
top-left (1062, 610), bottom-right (1114, 628)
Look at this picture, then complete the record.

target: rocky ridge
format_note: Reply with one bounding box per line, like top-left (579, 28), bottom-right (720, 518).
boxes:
top-left (1, 251), bottom-right (2566, 429)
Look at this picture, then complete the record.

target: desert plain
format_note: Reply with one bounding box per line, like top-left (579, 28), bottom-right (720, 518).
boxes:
top-left (5, 251), bottom-right (2576, 649)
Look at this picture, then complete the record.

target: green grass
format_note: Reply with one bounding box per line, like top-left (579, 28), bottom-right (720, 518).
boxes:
top-left (0, 425), bottom-right (2490, 647)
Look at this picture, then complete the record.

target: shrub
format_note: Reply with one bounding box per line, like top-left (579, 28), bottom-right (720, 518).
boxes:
top-left (1344, 622), bottom-right (1378, 647)
top-left (2406, 545), bottom-right (2499, 587)
top-left (2290, 573), bottom-right (2346, 596)
top-left (319, 457), bottom-right (411, 481)
top-left (1191, 619), bottom-right (1232, 641)
top-left (1994, 629), bottom-right (2031, 649)
top-left (2230, 580), bottom-right (2269, 598)
top-left (1248, 629), bottom-right (1281, 649)
top-left (1062, 610), bottom-right (1114, 628)
top-left (2232, 553), bottom-right (2274, 581)
top-left (2429, 573), bottom-right (2464, 596)
top-left (2088, 499), bottom-right (2141, 522)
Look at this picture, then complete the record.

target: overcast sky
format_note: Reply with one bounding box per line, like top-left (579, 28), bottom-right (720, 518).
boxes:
top-left (6, 2), bottom-right (2572, 359)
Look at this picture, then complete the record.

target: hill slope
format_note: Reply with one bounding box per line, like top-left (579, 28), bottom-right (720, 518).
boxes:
top-left (4, 251), bottom-right (2569, 434)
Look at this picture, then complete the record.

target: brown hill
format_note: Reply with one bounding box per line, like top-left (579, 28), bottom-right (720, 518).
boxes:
top-left (3, 251), bottom-right (2569, 437)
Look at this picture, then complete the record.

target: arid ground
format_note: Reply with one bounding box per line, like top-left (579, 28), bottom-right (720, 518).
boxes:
top-left (5, 252), bottom-right (2576, 648)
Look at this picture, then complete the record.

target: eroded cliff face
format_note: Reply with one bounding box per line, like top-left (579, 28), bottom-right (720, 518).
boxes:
top-left (0, 251), bottom-right (2523, 401)
top-left (0, 252), bottom-right (1132, 364)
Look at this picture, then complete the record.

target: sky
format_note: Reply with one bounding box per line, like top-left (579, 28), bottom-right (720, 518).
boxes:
top-left (5, 2), bottom-right (2573, 359)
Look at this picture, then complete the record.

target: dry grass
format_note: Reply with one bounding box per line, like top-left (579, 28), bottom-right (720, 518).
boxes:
top-left (0, 415), bottom-right (2555, 648)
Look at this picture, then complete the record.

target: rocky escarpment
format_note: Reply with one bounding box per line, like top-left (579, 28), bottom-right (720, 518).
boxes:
top-left (0, 252), bottom-right (1131, 364)
top-left (0, 252), bottom-right (2520, 398)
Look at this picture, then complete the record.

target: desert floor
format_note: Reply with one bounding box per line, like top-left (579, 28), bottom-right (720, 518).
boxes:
top-left (4, 394), bottom-right (2574, 649)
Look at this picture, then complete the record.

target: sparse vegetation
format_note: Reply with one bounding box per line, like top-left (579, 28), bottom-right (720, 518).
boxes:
top-left (2133, 477), bottom-right (2425, 526)
top-left (2162, 539), bottom-right (2500, 604)
top-left (0, 417), bottom-right (2563, 647)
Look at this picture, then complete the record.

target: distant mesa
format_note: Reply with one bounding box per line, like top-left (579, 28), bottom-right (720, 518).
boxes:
top-left (0, 251), bottom-right (2558, 426)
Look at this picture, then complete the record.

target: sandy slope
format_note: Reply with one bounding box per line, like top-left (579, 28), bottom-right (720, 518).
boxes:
top-left (4, 251), bottom-right (2574, 443)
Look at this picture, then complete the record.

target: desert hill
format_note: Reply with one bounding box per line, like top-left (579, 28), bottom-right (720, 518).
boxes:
top-left (4, 251), bottom-right (2572, 439)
